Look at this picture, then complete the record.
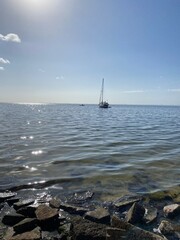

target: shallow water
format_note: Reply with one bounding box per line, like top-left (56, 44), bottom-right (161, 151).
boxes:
top-left (0, 103), bottom-right (179, 200)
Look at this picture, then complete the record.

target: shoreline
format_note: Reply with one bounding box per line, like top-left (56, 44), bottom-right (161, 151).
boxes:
top-left (0, 185), bottom-right (179, 240)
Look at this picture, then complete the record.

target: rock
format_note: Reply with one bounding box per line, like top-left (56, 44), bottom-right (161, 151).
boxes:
top-left (58, 222), bottom-right (73, 239)
top-left (2, 213), bottom-right (25, 226)
top-left (60, 203), bottom-right (87, 215)
top-left (113, 195), bottom-right (141, 209)
top-left (10, 227), bottom-right (41, 240)
top-left (143, 206), bottom-right (158, 224)
top-left (71, 191), bottom-right (94, 203)
top-left (126, 202), bottom-right (145, 224)
top-left (158, 220), bottom-right (180, 239)
top-left (6, 198), bottom-right (20, 206)
top-left (13, 199), bottom-right (35, 210)
top-left (72, 216), bottom-right (106, 240)
top-left (158, 220), bottom-right (174, 235)
top-left (0, 192), bottom-right (17, 203)
top-left (17, 204), bottom-right (39, 218)
top-left (84, 207), bottom-right (110, 224)
top-left (111, 215), bottom-right (166, 240)
top-left (13, 218), bottom-right (37, 234)
top-left (106, 227), bottom-right (127, 239)
top-left (163, 203), bottom-right (180, 218)
top-left (49, 198), bottom-right (61, 209)
top-left (35, 204), bottom-right (58, 221)
top-left (35, 204), bottom-right (59, 230)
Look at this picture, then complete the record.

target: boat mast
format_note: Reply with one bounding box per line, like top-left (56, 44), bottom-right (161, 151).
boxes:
top-left (99, 78), bottom-right (104, 104)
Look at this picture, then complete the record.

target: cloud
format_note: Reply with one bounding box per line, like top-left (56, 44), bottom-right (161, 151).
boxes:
top-left (0, 67), bottom-right (4, 71)
top-left (122, 90), bottom-right (144, 93)
top-left (0, 33), bottom-right (21, 43)
top-left (0, 58), bottom-right (10, 64)
top-left (56, 76), bottom-right (64, 80)
top-left (168, 89), bottom-right (180, 92)
top-left (38, 68), bottom-right (45, 73)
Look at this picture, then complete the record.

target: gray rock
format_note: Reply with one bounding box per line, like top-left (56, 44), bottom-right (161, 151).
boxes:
top-left (111, 215), bottom-right (166, 240)
top-left (13, 199), bottom-right (35, 210)
top-left (58, 222), bottom-right (72, 239)
top-left (60, 203), bottom-right (87, 215)
top-left (85, 207), bottom-right (110, 224)
top-left (17, 204), bottom-right (39, 218)
top-left (72, 216), bottom-right (106, 240)
top-left (143, 206), bottom-right (158, 224)
top-left (126, 202), bottom-right (145, 224)
top-left (0, 192), bottom-right (17, 203)
top-left (106, 227), bottom-right (127, 239)
top-left (2, 213), bottom-right (25, 226)
top-left (10, 227), bottom-right (41, 240)
top-left (49, 198), bottom-right (61, 209)
top-left (114, 195), bottom-right (141, 209)
top-left (13, 218), bottom-right (37, 234)
top-left (35, 204), bottom-right (59, 221)
top-left (163, 203), bottom-right (180, 218)
top-left (158, 220), bottom-right (180, 239)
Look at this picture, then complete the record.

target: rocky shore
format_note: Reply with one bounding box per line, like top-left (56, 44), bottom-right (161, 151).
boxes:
top-left (0, 186), bottom-right (179, 240)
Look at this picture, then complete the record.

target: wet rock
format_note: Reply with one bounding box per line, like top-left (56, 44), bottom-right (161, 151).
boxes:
top-left (163, 203), bottom-right (180, 218)
top-left (60, 203), bottom-right (87, 215)
top-left (0, 192), bottom-right (17, 203)
top-left (6, 198), bottom-right (20, 206)
top-left (35, 205), bottom-right (58, 221)
top-left (58, 222), bottom-right (73, 239)
top-left (143, 206), bottom-right (158, 224)
top-left (126, 202), bottom-right (145, 224)
top-left (158, 220), bottom-right (180, 239)
top-left (10, 227), bottom-right (41, 240)
top-left (71, 190), bottom-right (94, 203)
top-left (16, 204), bottom-right (39, 218)
top-left (113, 195), bottom-right (141, 209)
top-left (2, 213), bottom-right (25, 226)
top-left (49, 198), bottom-right (61, 209)
top-left (35, 204), bottom-right (59, 230)
top-left (84, 207), bottom-right (110, 224)
top-left (72, 216), bottom-right (106, 240)
top-left (13, 218), bottom-right (37, 234)
top-left (111, 215), bottom-right (166, 240)
top-left (13, 199), bottom-right (35, 211)
top-left (106, 227), bottom-right (127, 239)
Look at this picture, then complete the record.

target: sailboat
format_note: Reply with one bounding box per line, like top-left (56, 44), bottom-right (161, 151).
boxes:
top-left (99, 78), bottom-right (109, 108)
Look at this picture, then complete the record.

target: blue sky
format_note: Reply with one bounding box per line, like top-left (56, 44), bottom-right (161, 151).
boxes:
top-left (0, 0), bottom-right (180, 105)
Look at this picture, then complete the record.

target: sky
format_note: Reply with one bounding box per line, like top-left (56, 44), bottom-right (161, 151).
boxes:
top-left (0, 0), bottom-right (180, 105)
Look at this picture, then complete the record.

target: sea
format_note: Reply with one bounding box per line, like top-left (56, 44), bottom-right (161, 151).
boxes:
top-left (0, 103), bottom-right (179, 202)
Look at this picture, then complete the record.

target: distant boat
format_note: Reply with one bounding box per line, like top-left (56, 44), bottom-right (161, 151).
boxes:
top-left (99, 78), bottom-right (109, 108)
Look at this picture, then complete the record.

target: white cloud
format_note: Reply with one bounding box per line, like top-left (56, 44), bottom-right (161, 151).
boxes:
top-left (122, 90), bottom-right (144, 93)
top-left (0, 58), bottom-right (10, 64)
top-left (168, 89), bottom-right (180, 92)
top-left (0, 67), bottom-right (4, 71)
top-left (0, 33), bottom-right (21, 43)
top-left (56, 76), bottom-right (64, 80)
top-left (38, 68), bottom-right (45, 73)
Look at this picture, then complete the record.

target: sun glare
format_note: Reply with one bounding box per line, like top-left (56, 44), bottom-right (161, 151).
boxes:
top-left (17, 0), bottom-right (57, 14)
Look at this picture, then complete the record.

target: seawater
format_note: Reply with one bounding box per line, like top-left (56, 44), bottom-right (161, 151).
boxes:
top-left (0, 103), bottom-right (179, 201)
